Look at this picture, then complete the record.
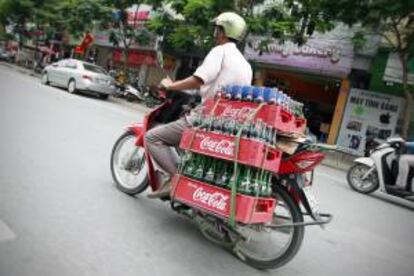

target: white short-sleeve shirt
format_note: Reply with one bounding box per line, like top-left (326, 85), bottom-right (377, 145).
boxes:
top-left (193, 42), bottom-right (252, 100)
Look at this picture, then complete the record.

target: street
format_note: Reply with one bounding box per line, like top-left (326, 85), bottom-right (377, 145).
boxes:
top-left (1, 64), bottom-right (414, 276)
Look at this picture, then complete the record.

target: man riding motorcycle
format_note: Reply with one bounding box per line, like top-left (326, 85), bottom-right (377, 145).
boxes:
top-left (146, 12), bottom-right (253, 198)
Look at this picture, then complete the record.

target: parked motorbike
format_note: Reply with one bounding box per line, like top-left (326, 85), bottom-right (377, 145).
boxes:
top-left (347, 137), bottom-right (414, 202)
top-left (110, 89), bottom-right (332, 269)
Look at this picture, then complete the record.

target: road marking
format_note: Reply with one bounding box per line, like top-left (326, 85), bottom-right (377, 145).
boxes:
top-left (0, 219), bottom-right (17, 242)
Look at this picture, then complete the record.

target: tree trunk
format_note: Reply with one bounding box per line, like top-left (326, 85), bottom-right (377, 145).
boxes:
top-left (123, 45), bottom-right (129, 73)
top-left (399, 53), bottom-right (413, 139)
top-left (119, 21), bottom-right (129, 74)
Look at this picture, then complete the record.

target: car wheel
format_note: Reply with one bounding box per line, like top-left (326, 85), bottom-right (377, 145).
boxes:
top-left (99, 94), bottom-right (109, 100)
top-left (41, 72), bottom-right (49, 85)
top-left (68, 79), bottom-right (77, 94)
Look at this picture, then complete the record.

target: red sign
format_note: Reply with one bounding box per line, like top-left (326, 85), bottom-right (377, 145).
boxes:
top-left (74, 46), bottom-right (84, 54)
top-left (112, 49), bottom-right (176, 71)
top-left (75, 33), bottom-right (94, 55)
top-left (113, 49), bottom-right (156, 65)
top-left (127, 10), bottom-right (150, 25)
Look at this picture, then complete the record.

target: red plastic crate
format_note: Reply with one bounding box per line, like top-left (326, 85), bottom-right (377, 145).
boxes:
top-left (180, 128), bottom-right (283, 173)
top-left (202, 98), bottom-right (298, 133)
top-left (171, 175), bottom-right (276, 224)
top-left (292, 117), bottom-right (307, 134)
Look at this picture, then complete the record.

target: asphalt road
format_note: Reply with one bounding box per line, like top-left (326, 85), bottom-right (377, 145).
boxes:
top-left (1, 64), bottom-right (414, 276)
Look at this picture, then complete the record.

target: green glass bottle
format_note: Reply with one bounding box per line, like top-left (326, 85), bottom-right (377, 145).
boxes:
top-left (251, 169), bottom-right (261, 196)
top-left (204, 158), bottom-right (216, 183)
top-left (266, 172), bottom-right (273, 196)
top-left (239, 166), bottom-right (253, 194)
top-left (183, 152), bottom-right (195, 176)
top-left (217, 161), bottom-right (230, 187)
top-left (194, 155), bottom-right (205, 179)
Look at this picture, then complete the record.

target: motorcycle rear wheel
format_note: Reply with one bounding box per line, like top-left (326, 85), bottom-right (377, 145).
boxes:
top-left (347, 163), bottom-right (379, 194)
top-left (111, 131), bottom-right (149, 195)
top-left (234, 185), bottom-right (304, 270)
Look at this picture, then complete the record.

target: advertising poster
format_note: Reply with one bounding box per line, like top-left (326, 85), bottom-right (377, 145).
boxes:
top-left (337, 89), bottom-right (405, 156)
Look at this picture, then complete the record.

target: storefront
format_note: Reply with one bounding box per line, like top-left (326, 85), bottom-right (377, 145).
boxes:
top-left (92, 29), bottom-right (177, 86)
top-left (244, 26), bottom-right (355, 144)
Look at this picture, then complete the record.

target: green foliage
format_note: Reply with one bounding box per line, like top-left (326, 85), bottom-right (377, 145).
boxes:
top-left (57, 0), bottom-right (111, 39)
top-left (148, 0), bottom-right (337, 54)
top-left (325, 0), bottom-right (414, 54)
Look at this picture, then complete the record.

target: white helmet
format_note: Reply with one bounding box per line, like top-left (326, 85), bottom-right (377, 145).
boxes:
top-left (212, 12), bottom-right (247, 42)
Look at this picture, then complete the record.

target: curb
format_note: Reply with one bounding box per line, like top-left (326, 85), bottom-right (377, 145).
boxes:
top-left (0, 61), bottom-right (40, 78)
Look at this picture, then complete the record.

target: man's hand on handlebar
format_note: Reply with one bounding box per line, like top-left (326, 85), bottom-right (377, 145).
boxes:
top-left (160, 76), bottom-right (173, 90)
top-left (159, 75), bottom-right (203, 92)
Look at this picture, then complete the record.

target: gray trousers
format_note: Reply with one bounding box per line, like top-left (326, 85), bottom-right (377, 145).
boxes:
top-left (144, 117), bottom-right (189, 176)
top-left (395, 155), bottom-right (414, 190)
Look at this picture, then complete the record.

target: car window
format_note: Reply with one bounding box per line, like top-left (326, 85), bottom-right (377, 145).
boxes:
top-left (57, 60), bottom-right (67, 67)
top-left (65, 61), bottom-right (78, 69)
top-left (83, 63), bottom-right (106, 74)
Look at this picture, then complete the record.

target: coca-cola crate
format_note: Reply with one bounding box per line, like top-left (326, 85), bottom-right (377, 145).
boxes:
top-left (180, 128), bottom-right (282, 173)
top-left (171, 175), bottom-right (276, 224)
top-left (292, 117), bottom-right (307, 134)
top-left (202, 98), bottom-right (297, 133)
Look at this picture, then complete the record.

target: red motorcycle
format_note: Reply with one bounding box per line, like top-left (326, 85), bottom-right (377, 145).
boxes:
top-left (110, 90), bottom-right (332, 270)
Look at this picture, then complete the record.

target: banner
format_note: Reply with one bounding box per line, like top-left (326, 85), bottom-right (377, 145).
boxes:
top-left (337, 89), bottom-right (405, 156)
top-left (244, 25), bottom-right (354, 78)
top-left (383, 52), bottom-right (414, 85)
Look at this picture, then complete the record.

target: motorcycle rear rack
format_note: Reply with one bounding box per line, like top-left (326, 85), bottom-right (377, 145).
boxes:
top-left (171, 201), bottom-right (332, 229)
top-left (267, 212), bottom-right (333, 229)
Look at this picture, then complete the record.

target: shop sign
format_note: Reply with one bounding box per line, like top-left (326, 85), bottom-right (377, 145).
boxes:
top-left (383, 52), bottom-right (414, 85)
top-left (244, 27), bottom-right (354, 78)
top-left (112, 49), bottom-right (175, 70)
top-left (126, 4), bottom-right (152, 26)
top-left (336, 88), bottom-right (405, 156)
top-left (93, 30), bottom-right (156, 50)
top-left (113, 49), bottom-right (156, 65)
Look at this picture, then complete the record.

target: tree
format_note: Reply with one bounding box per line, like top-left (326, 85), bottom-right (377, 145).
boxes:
top-left (101, 0), bottom-right (152, 71)
top-left (0, 0), bottom-right (64, 67)
top-left (0, 0), bottom-right (38, 45)
top-left (147, 0), bottom-right (336, 55)
top-left (57, 0), bottom-right (111, 40)
top-left (325, 0), bottom-right (414, 138)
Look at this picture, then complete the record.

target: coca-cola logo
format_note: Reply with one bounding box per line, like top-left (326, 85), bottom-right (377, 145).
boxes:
top-left (221, 106), bottom-right (254, 120)
top-left (200, 137), bottom-right (234, 156)
top-left (192, 187), bottom-right (228, 211)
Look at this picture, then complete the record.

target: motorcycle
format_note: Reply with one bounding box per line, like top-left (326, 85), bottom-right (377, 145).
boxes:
top-left (110, 89), bottom-right (332, 270)
top-left (347, 137), bottom-right (414, 202)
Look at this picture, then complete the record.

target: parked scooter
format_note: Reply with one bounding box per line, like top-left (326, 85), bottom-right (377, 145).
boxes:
top-left (347, 137), bottom-right (414, 202)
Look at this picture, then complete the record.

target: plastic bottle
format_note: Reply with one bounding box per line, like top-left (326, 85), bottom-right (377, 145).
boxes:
top-left (242, 86), bottom-right (253, 101)
top-left (263, 87), bottom-right (273, 103)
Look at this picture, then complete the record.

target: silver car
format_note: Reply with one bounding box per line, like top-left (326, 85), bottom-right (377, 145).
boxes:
top-left (41, 59), bottom-right (116, 100)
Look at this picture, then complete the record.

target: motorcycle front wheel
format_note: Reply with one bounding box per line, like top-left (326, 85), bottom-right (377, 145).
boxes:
top-left (234, 185), bottom-right (304, 270)
top-left (110, 131), bottom-right (149, 195)
top-left (347, 163), bottom-right (379, 194)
